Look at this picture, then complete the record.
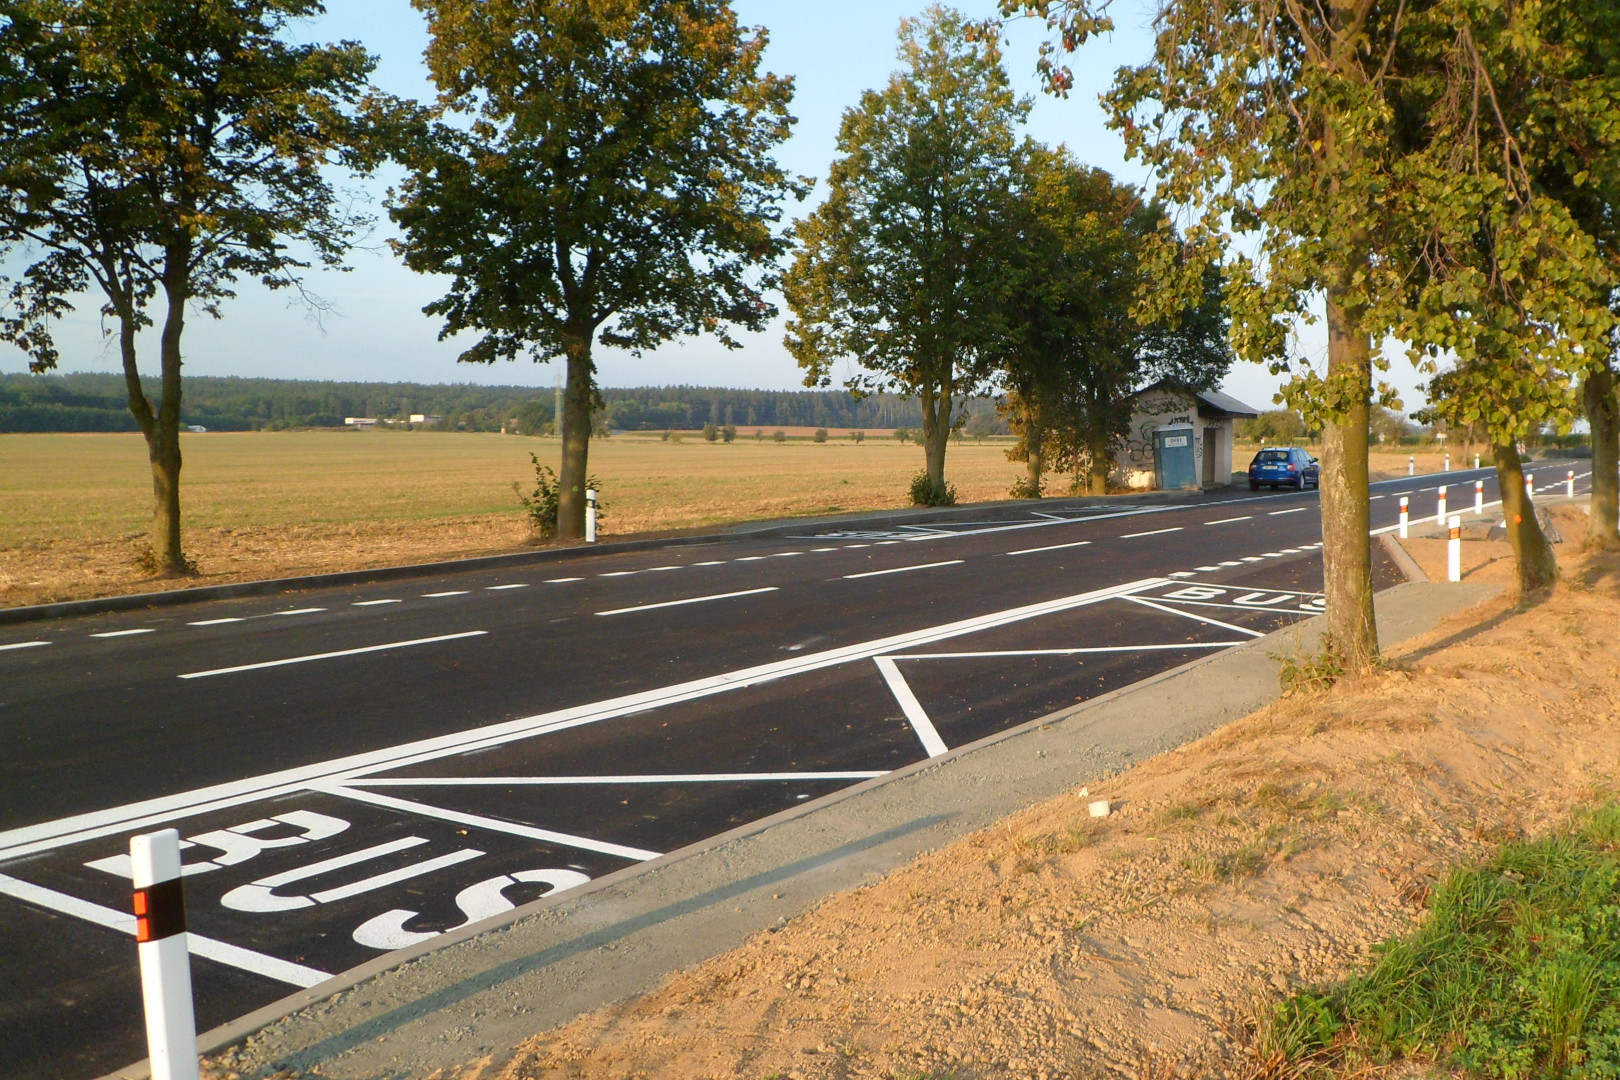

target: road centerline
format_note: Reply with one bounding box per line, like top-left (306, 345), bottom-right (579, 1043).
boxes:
top-left (0, 640), bottom-right (50, 651)
top-left (1005, 540), bottom-right (1092, 556)
top-left (177, 630), bottom-right (489, 680)
top-left (1268, 507), bottom-right (1309, 516)
top-left (1119, 527), bottom-right (1183, 539)
top-left (843, 559), bottom-right (965, 579)
top-left (595, 586), bottom-right (779, 617)
top-left (1204, 516), bottom-right (1251, 525)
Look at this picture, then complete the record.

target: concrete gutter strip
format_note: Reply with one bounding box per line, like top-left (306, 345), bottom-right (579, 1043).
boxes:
top-left (1380, 532), bottom-right (1429, 584)
top-left (171, 578), bottom-right (1498, 1080)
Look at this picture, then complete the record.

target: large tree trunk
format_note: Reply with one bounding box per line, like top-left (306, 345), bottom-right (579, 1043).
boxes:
top-left (1321, 288), bottom-right (1377, 671)
top-left (1494, 443), bottom-right (1559, 591)
top-left (556, 327), bottom-right (595, 541)
top-left (918, 384), bottom-right (951, 497)
top-left (1024, 411), bottom-right (1044, 497)
top-left (1585, 361), bottom-right (1619, 550)
top-left (1083, 430), bottom-right (1110, 496)
top-left (141, 254), bottom-right (189, 575)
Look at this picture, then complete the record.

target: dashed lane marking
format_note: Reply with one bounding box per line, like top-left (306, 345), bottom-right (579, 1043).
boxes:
top-left (1168, 571), bottom-right (1197, 577)
top-left (843, 560), bottom-right (965, 580)
top-left (177, 630), bottom-right (489, 680)
top-left (0, 872), bottom-right (329, 987)
top-left (595, 587), bottom-right (779, 617)
top-left (1005, 539), bottom-right (1092, 556)
top-left (692, 561), bottom-right (726, 566)
top-left (351, 600), bottom-right (400, 607)
top-left (190, 617), bottom-right (245, 625)
top-left (486, 584), bottom-right (530, 591)
top-left (1120, 527), bottom-right (1183, 538)
top-left (545, 577), bottom-right (583, 583)
top-left (273, 608), bottom-right (327, 616)
top-left (1195, 565), bottom-right (1221, 572)
top-left (0, 640), bottom-right (50, 652)
top-left (1268, 507), bottom-right (1308, 515)
top-left (1204, 516), bottom-right (1251, 525)
top-left (422, 591), bottom-right (469, 597)
top-left (90, 629), bottom-right (154, 638)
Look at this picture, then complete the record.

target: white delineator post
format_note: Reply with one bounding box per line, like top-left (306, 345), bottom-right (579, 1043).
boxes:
top-left (1448, 515), bottom-right (1462, 583)
top-left (1408, 455), bottom-right (1415, 476)
top-left (1475, 453), bottom-right (1481, 469)
top-left (1445, 452), bottom-right (1451, 472)
top-left (131, 829), bottom-right (198, 1080)
top-left (1568, 470), bottom-right (1576, 498)
top-left (585, 488), bottom-right (597, 543)
top-left (1526, 473), bottom-right (1535, 502)
top-left (1436, 485), bottom-right (1448, 525)
top-left (1399, 496), bottom-right (1409, 538)
top-left (1475, 479), bottom-right (1484, 514)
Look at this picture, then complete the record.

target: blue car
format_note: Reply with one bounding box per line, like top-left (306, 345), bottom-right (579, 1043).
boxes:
top-left (1248, 447), bottom-right (1320, 491)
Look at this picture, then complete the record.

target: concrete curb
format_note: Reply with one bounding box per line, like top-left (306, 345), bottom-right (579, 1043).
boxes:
top-left (143, 578), bottom-right (1500, 1080)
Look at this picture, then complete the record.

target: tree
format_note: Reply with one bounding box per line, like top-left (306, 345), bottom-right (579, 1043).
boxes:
top-left (999, 148), bottom-right (1231, 496)
top-left (0, 0), bottom-right (393, 573)
top-left (393, 0), bottom-right (803, 541)
top-left (784, 5), bottom-right (1027, 505)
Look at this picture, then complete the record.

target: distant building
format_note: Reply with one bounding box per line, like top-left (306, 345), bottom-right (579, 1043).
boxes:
top-left (1115, 382), bottom-right (1260, 490)
top-left (185, 425), bottom-right (208, 433)
top-left (344, 417), bottom-right (378, 427)
top-left (408, 414), bottom-right (444, 426)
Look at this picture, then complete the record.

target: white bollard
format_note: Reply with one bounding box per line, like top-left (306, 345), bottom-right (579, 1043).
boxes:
top-left (1474, 453), bottom-right (1481, 469)
top-left (1475, 479), bottom-right (1484, 514)
top-left (1436, 485), bottom-right (1448, 525)
top-left (1399, 496), bottom-right (1409, 539)
top-left (1445, 452), bottom-right (1451, 472)
top-left (1568, 470), bottom-right (1576, 498)
top-left (1448, 515), bottom-right (1461, 583)
top-left (584, 488), bottom-right (598, 543)
top-left (1408, 455), bottom-right (1415, 476)
top-left (1525, 473), bottom-right (1534, 502)
top-left (131, 830), bottom-right (198, 1080)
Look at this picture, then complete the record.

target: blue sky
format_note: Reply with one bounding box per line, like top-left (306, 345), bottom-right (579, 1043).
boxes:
top-left (0, 0), bottom-right (1427, 412)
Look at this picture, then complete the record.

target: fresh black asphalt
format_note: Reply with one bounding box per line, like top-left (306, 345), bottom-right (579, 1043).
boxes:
top-left (0, 461), bottom-right (1590, 1079)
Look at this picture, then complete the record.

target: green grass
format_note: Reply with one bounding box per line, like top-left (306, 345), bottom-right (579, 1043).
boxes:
top-left (1260, 803), bottom-right (1620, 1077)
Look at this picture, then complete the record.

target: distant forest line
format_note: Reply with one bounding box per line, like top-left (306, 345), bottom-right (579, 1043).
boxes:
top-left (0, 373), bottom-right (995, 434)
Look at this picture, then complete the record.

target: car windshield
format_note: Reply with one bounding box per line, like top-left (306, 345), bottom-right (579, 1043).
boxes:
top-left (1255, 450), bottom-right (1290, 463)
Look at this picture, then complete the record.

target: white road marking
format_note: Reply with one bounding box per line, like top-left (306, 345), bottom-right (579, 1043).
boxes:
top-left (422, 591), bottom-right (469, 597)
top-left (316, 786), bottom-right (661, 861)
top-left (1120, 527), bottom-right (1183, 538)
top-left (0, 872), bottom-right (329, 987)
top-left (1220, 560), bottom-right (1242, 566)
top-left (486, 584), bottom-right (530, 591)
top-left (1169, 571), bottom-right (1197, 577)
top-left (1005, 540), bottom-right (1092, 556)
top-left (546, 577), bottom-right (584, 583)
top-left (1241, 556), bottom-right (1264, 562)
top-left (177, 630), bottom-right (489, 680)
top-left (1126, 595), bottom-right (1266, 638)
top-left (1204, 516), bottom-right (1251, 525)
top-left (643, 566), bottom-right (680, 572)
top-left (873, 657), bottom-right (949, 758)
top-left (0, 577), bottom-right (1163, 861)
top-left (1262, 552), bottom-right (1285, 557)
top-left (272, 608), bottom-right (327, 617)
top-left (351, 600), bottom-right (400, 607)
top-left (735, 556), bottom-right (768, 562)
top-left (887, 643), bottom-right (1243, 659)
top-left (600, 571), bottom-right (637, 577)
top-left (693, 561), bottom-right (727, 566)
top-left (771, 551), bottom-right (803, 557)
top-left (1269, 507), bottom-right (1308, 516)
top-left (843, 559), bottom-right (964, 580)
top-left (811, 547), bottom-right (837, 552)
top-left (595, 587), bottom-right (779, 617)
top-left (876, 540), bottom-right (903, 545)
top-left (345, 771), bottom-right (888, 786)
top-left (1152, 597), bottom-right (1324, 616)
top-left (90, 629), bottom-right (154, 638)
top-left (1195, 565), bottom-right (1221, 572)
top-left (190, 617), bottom-right (245, 625)
top-left (0, 641), bottom-right (50, 652)
top-left (843, 544), bottom-right (870, 549)
top-left (1369, 495), bottom-right (1386, 500)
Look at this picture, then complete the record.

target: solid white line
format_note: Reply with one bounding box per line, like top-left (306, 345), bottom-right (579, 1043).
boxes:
top-left (1269, 507), bottom-right (1308, 516)
top-left (422, 591), bottom-right (469, 597)
top-left (316, 786), bottom-right (661, 861)
top-left (873, 657), bottom-right (949, 758)
top-left (886, 643), bottom-right (1243, 659)
top-left (843, 559), bottom-right (964, 579)
top-left (345, 771), bottom-right (887, 786)
top-left (351, 600), bottom-right (400, 607)
top-left (486, 584), bottom-right (530, 591)
top-left (1126, 595), bottom-right (1266, 638)
top-left (0, 577), bottom-right (1164, 861)
top-left (0, 641), bottom-right (50, 652)
top-left (1005, 540), bottom-right (1092, 556)
top-left (91, 629), bottom-right (154, 638)
top-left (1120, 527), bottom-right (1183, 538)
top-left (595, 587), bottom-right (778, 617)
top-left (178, 631), bottom-right (488, 679)
top-left (272, 608), bottom-right (326, 617)
top-left (190, 617), bottom-right (246, 625)
top-left (1204, 516), bottom-right (1251, 525)
top-left (0, 872), bottom-right (329, 987)
top-left (546, 577), bottom-right (583, 583)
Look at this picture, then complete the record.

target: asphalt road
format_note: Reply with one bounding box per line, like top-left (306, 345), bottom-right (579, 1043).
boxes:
top-left (0, 460), bottom-right (1592, 1079)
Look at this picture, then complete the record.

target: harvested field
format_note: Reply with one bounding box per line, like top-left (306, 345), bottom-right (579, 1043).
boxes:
top-left (409, 505), bottom-right (1620, 1080)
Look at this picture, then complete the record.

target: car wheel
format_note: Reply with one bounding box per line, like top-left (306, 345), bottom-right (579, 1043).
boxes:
top-left (1297, 476), bottom-right (1307, 491)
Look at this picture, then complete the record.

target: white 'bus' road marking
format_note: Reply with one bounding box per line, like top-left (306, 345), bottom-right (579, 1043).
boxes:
top-left (422, 591), bottom-right (469, 597)
top-left (873, 657), bottom-right (949, 758)
top-left (486, 584), bottom-right (530, 590)
top-left (0, 640), bottom-right (50, 652)
top-left (345, 771), bottom-right (888, 786)
top-left (1126, 595), bottom-right (1267, 638)
top-left (314, 785), bottom-right (662, 861)
top-left (595, 587), bottom-right (778, 617)
top-left (1005, 540), bottom-right (1092, 556)
top-left (1269, 507), bottom-right (1308, 516)
top-left (1204, 516), bottom-right (1251, 525)
top-left (352, 600), bottom-right (400, 607)
top-left (0, 872), bottom-right (329, 987)
top-left (90, 629), bottom-right (154, 638)
top-left (177, 630), bottom-right (489, 680)
top-left (190, 617), bottom-right (245, 625)
top-left (843, 559), bottom-right (964, 580)
top-left (0, 577), bottom-right (1163, 861)
top-left (1120, 527), bottom-right (1183, 539)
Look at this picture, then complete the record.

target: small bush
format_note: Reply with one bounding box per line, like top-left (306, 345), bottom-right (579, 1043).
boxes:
top-left (909, 471), bottom-right (957, 507)
top-left (513, 453), bottom-right (605, 539)
top-left (772, 429), bottom-right (787, 443)
top-left (1274, 636), bottom-right (1346, 695)
top-left (812, 428), bottom-right (828, 443)
top-left (895, 427), bottom-right (912, 443)
top-left (701, 422), bottom-right (719, 442)
top-left (722, 424), bottom-right (736, 443)
top-left (1010, 474), bottom-right (1041, 499)
top-left (850, 429), bottom-right (865, 443)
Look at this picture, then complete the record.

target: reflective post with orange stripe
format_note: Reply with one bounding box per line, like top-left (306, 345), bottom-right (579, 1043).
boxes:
top-left (1437, 485), bottom-right (1448, 525)
top-left (132, 829), bottom-right (198, 1080)
top-left (1399, 496), bottom-right (1409, 538)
